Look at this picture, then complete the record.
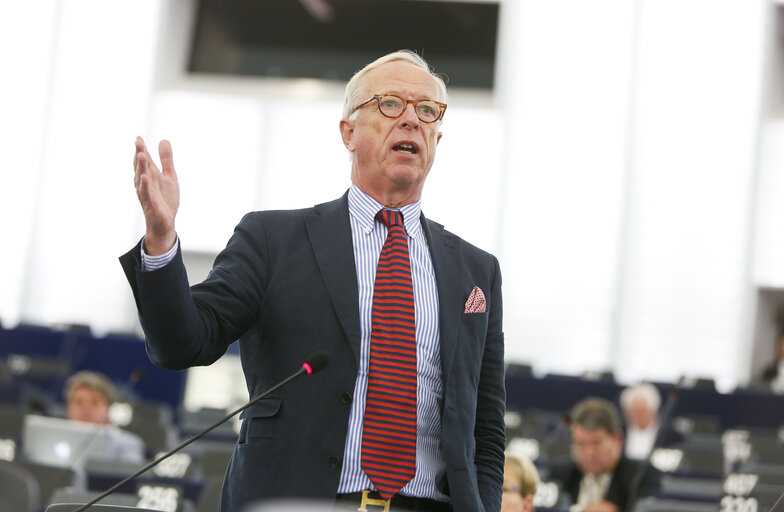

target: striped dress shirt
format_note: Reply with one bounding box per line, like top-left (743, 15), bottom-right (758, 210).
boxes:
top-left (337, 185), bottom-right (446, 501)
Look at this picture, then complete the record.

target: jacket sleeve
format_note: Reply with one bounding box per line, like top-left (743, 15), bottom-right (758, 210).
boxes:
top-left (474, 255), bottom-right (506, 512)
top-left (118, 212), bottom-right (268, 369)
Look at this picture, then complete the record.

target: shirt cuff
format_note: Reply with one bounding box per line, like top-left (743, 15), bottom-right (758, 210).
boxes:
top-left (140, 237), bottom-right (179, 271)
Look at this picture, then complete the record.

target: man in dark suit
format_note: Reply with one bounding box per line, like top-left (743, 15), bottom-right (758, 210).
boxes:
top-left (547, 398), bottom-right (657, 512)
top-left (121, 50), bottom-right (505, 512)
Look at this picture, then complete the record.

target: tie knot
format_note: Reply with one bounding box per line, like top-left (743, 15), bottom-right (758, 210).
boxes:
top-left (376, 209), bottom-right (404, 228)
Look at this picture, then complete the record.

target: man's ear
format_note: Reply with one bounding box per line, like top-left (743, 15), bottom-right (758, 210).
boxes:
top-left (340, 118), bottom-right (356, 151)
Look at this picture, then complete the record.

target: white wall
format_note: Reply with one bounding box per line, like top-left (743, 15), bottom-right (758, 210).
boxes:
top-left (0, 0), bottom-right (774, 391)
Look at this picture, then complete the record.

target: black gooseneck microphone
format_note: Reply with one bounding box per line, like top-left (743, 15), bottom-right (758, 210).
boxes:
top-left (67, 351), bottom-right (330, 512)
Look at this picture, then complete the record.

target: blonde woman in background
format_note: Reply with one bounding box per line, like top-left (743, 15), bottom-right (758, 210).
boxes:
top-left (502, 453), bottom-right (540, 512)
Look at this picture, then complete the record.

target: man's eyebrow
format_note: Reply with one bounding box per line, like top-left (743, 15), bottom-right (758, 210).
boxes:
top-left (380, 91), bottom-right (432, 100)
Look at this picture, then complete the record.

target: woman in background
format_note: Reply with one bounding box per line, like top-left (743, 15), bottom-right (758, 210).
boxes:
top-left (502, 453), bottom-right (540, 512)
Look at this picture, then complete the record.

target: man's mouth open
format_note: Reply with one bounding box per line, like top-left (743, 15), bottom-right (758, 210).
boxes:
top-left (393, 143), bottom-right (418, 155)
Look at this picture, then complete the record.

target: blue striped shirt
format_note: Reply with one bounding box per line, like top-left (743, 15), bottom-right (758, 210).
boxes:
top-left (337, 185), bottom-right (446, 501)
top-left (140, 240), bottom-right (179, 270)
top-left (141, 186), bottom-right (446, 500)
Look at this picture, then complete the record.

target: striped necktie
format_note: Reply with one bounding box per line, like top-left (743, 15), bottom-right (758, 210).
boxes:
top-left (361, 209), bottom-right (418, 499)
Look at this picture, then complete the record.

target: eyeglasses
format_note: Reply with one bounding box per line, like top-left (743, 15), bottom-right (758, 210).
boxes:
top-left (352, 94), bottom-right (447, 123)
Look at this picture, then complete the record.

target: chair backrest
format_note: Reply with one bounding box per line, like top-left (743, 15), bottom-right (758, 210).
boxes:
top-left (49, 484), bottom-right (197, 512)
top-left (195, 476), bottom-right (223, 512)
top-left (126, 401), bottom-right (174, 426)
top-left (187, 442), bottom-right (234, 479)
top-left (47, 488), bottom-right (164, 511)
top-left (0, 460), bottom-right (40, 512)
top-left (122, 421), bottom-right (177, 453)
top-left (0, 405), bottom-right (24, 463)
top-left (0, 404), bottom-right (25, 438)
top-left (658, 474), bottom-right (722, 502)
top-left (632, 497), bottom-right (718, 512)
top-left (17, 459), bottom-right (84, 505)
top-left (45, 505), bottom-right (164, 512)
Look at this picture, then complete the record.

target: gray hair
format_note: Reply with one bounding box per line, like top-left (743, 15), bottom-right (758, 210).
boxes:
top-left (342, 50), bottom-right (448, 120)
top-left (570, 397), bottom-right (624, 434)
top-left (619, 382), bottom-right (661, 413)
top-left (64, 370), bottom-right (117, 405)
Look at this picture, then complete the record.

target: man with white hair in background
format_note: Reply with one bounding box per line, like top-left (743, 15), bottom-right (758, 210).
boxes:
top-left (122, 50), bottom-right (505, 512)
top-left (619, 383), bottom-right (682, 461)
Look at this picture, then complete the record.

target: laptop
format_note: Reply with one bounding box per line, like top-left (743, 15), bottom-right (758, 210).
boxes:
top-left (22, 414), bottom-right (114, 468)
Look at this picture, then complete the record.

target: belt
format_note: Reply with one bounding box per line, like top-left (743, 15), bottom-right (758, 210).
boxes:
top-left (335, 490), bottom-right (452, 512)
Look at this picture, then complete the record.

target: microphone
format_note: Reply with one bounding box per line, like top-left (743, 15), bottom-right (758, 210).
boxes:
top-left (67, 351), bottom-right (330, 512)
top-left (113, 367), bottom-right (146, 415)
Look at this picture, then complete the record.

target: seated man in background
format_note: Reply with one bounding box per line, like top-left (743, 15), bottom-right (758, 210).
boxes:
top-left (64, 370), bottom-right (145, 464)
top-left (619, 383), bottom-right (681, 460)
top-left (502, 453), bottom-right (539, 512)
top-left (548, 397), bottom-right (658, 512)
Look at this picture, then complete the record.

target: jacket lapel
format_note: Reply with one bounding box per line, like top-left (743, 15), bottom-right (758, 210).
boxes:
top-left (305, 192), bottom-right (362, 364)
top-left (421, 215), bottom-right (463, 387)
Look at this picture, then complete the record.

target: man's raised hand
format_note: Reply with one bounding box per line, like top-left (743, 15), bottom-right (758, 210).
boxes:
top-left (133, 136), bottom-right (180, 255)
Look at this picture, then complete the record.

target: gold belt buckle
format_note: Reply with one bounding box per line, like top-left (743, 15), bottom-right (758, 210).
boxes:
top-left (358, 490), bottom-right (391, 512)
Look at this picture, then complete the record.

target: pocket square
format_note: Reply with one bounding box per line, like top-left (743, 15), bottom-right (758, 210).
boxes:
top-left (464, 286), bottom-right (486, 313)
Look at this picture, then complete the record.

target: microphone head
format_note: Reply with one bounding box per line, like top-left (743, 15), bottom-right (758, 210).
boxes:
top-left (302, 351), bottom-right (330, 375)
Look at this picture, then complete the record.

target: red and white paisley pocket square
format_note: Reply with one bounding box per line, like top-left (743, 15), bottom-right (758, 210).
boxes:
top-left (464, 286), bottom-right (486, 313)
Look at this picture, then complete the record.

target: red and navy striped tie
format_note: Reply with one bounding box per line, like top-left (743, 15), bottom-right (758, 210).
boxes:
top-left (361, 209), bottom-right (417, 499)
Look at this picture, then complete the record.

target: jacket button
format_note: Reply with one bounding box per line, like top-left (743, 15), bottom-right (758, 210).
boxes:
top-left (341, 392), bottom-right (353, 404)
top-left (329, 456), bottom-right (342, 468)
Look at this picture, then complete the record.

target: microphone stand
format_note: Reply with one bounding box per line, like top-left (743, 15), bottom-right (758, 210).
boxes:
top-left (769, 492), bottom-right (784, 512)
top-left (71, 354), bottom-right (327, 512)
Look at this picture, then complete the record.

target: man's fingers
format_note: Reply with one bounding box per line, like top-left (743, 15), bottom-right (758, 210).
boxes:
top-left (134, 136), bottom-right (150, 167)
top-left (134, 153), bottom-right (143, 188)
top-left (136, 172), bottom-right (149, 203)
top-left (137, 174), bottom-right (158, 210)
top-left (159, 139), bottom-right (176, 176)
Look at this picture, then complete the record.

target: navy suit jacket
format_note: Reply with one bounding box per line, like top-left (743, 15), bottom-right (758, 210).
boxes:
top-left (119, 192), bottom-right (506, 512)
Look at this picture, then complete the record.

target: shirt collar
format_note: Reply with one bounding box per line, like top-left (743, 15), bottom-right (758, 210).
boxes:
top-left (348, 184), bottom-right (423, 238)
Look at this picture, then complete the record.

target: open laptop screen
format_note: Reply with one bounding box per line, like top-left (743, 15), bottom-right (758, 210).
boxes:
top-left (22, 414), bottom-right (139, 468)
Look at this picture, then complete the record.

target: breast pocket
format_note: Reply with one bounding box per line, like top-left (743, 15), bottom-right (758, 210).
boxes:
top-left (462, 310), bottom-right (489, 347)
top-left (238, 398), bottom-right (283, 443)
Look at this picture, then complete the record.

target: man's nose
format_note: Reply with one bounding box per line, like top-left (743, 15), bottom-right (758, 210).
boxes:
top-left (399, 103), bottom-right (420, 128)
